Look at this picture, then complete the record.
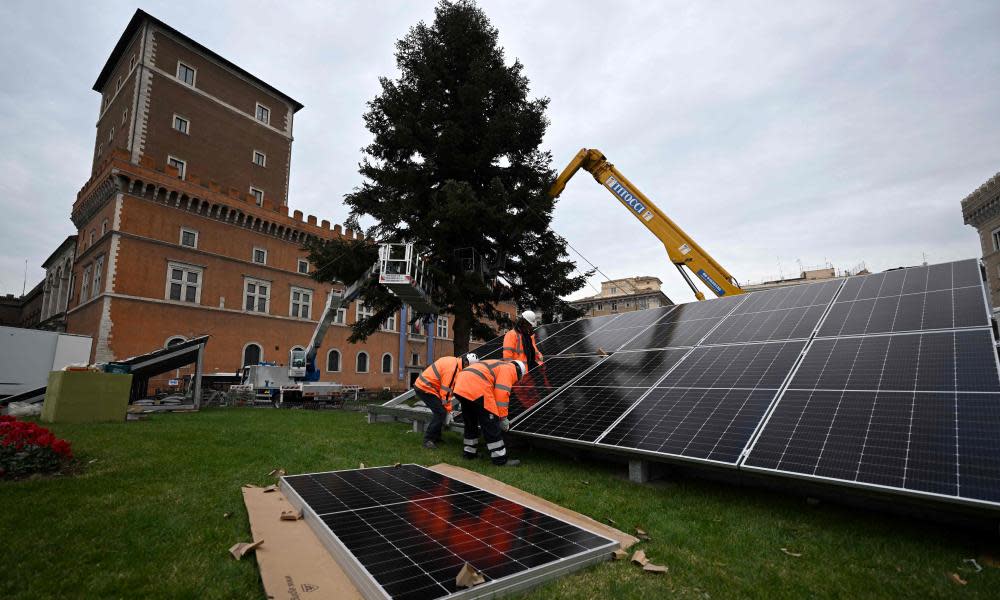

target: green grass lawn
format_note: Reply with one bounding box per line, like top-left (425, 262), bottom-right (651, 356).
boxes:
top-left (1, 408), bottom-right (995, 599)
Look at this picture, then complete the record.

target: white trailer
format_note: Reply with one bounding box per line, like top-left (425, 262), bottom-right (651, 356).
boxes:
top-left (0, 326), bottom-right (93, 400)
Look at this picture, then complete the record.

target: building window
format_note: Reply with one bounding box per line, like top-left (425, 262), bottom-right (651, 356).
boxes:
top-left (165, 336), bottom-right (186, 348)
top-left (242, 343), bottom-right (262, 367)
top-left (253, 150), bottom-right (266, 167)
top-left (122, 108), bottom-right (128, 125)
top-left (255, 103), bottom-right (270, 124)
top-left (382, 311), bottom-right (397, 332)
top-left (297, 259), bottom-right (309, 274)
top-left (173, 115), bottom-right (189, 134)
top-left (244, 278), bottom-right (270, 313)
top-left (101, 219), bottom-right (109, 236)
top-left (89, 229), bottom-right (96, 246)
top-left (250, 187), bottom-right (264, 206)
top-left (177, 61), bottom-right (196, 86)
top-left (356, 303), bottom-right (374, 323)
top-left (68, 273), bottom-right (74, 301)
top-left (81, 265), bottom-right (92, 300)
top-left (129, 55), bottom-right (136, 71)
top-left (290, 287), bottom-right (312, 319)
top-left (381, 353), bottom-right (393, 374)
top-left (92, 256), bottom-right (104, 296)
top-left (334, 307), bottom-right (347, 324)
top-left (108, 127), bottom-right (114, 142)
top-left (356, 352), bottom-right (369, 373)
top-left (411, 353), bottom-right (420, 367)
top-left (326, 349), bottom-right (341, 372)
top-left (166, 262), bottom-right (202, 303)
top-left (117, 76), bottom-right (123, 90)
top-left (252, 247), bottom-right (267, 264)
top-left (992, 228), bottom-right (1000, 252)
top-left (167, 156), bottom-right (186, 179)
top-left (436, 316), bottom-right (448, 338)
top-left (180, 228), bottom-right (198, 248)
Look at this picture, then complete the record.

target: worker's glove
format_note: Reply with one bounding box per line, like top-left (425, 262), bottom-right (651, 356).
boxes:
top-left (500, 417), bottom-right (510, 432)
top-left (445, 412), bottom-right (454, 426)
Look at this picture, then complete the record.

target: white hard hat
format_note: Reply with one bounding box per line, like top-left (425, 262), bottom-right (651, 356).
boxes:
top-left (521, 310), bottom-right (539, 327)
top-left (513, 360), bottom-right (527, 378)
top-left (464, 353), bottom-right (479, 364)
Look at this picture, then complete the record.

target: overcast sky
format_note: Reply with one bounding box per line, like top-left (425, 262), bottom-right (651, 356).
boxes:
top-left (1, 0), bottom-right (998, 303)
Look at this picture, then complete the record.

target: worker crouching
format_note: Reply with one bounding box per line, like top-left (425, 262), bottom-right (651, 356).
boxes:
top-left (414, 353), bottom-right (479, 449)
top-left (452, 359), bottom-right (526, 466)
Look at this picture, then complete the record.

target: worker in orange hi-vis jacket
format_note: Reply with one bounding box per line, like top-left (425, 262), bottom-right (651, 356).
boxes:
top-left (413, 353), bottom-right (479, 449)
top-left (451, 359), bottom-right (526, 466)
top-left (502, 310), bottom-right (543, 371)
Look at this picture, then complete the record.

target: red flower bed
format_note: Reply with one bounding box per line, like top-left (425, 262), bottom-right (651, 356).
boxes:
top-left (0, 415), bottom-right (73, 478)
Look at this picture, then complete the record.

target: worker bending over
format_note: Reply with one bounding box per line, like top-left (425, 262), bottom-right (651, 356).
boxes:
top-left (414, 353), bottom-right (478, 449)
top-left (503, 310), bottom-right (543, 371)
top-left (452, 359), bottom-right (526, 466)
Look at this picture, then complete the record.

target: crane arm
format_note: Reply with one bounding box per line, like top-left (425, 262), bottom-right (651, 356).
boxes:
top-left (305, 262), bottom-right (379, 366)
top-left (548, 148), bottom-right (742, 300)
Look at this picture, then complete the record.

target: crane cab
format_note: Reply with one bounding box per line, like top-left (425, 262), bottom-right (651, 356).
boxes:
top-left (288, 349), bottom-right (307, 378)
top-left (378, 243), bottom-right (439, 314)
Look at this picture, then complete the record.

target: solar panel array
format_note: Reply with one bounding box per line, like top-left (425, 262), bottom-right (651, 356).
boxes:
top-left (505, 259), bottom-right (1000, 510)
top-left (281, 465), bottom-right (616, 600)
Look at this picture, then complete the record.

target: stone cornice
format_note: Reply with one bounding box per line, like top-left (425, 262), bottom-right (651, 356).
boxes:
top-left (962, 170), bottom-right (1000, 227)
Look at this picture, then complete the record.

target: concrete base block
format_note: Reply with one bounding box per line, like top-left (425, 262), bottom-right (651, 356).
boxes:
top-left (412, 419), bottom-right (426, 434)
top-left (628, 459), bottom-right (650, 484)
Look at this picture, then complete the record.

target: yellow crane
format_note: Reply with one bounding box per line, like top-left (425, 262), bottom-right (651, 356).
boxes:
top-left (549, 148), bottom-right (743, 301)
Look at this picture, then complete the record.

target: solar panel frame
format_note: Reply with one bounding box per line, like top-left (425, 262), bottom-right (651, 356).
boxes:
top-left (280, 465), bottom-right (619, 600)
top-left (507, 354), bottom-right (611, 422)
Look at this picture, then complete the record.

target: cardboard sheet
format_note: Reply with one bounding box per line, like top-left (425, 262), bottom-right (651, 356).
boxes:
top-left (242, 462), bottom-right (636, 600)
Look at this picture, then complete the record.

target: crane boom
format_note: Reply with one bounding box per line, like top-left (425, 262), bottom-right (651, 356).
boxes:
top-left (549, 148), bottom-right (742, 301)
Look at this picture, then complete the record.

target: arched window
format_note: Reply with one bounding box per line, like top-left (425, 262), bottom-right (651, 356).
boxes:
top-left (165, 336), bottom-right (186, 348)
top-left (326, 349), bottom-right (341, 372)
top-left (242, 343), bottom-right (262, 367)
top-left (356, 351), bottom-right (369, 373)
top-left (381, 353), bottom-right (393, 374)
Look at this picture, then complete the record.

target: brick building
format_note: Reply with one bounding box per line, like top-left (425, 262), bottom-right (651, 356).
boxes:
top-left (64, 10), bottom-right (457, 391)
top-left (569, 276), bottom-right (673, 317)
top-left (961, 170), bottom-right (1000, 313)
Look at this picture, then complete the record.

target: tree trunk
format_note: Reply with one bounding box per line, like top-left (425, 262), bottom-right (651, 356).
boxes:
top-left (452, 300), bottom-right (473, 356)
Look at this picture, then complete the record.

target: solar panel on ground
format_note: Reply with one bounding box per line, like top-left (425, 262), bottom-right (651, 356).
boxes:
top-left (702, 280), bottom-right (842, 345)
top-left (536, 314), bottom-right (622, 357)
top-left (742, 260), bottom-right (1000, 508)
top-left (282, 465), bottom-right (617, 600)
top-left (510, 386), bottom-right (652, 442)
top-left (471, 335), bottom-right (504, 360)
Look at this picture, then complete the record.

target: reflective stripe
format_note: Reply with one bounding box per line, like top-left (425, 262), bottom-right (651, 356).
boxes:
top-left (418, 374), bottom-right (436, 388)
top-left (501, 346), bottom-right (517, 352)
top-left (464, 447), bottom-right (478, 454)
top-left (463, 438), bottom-right (478, 446)
top-left (486, 440), bottom-right (505, 450)
top-left (467, 368), bottom-right (492, 383)
top-left (440, 385), bottom-right (452, 393)
top-left (495, 384), bottom-right (512, 392)
top-left (496, 401), bottom-right (509, 407)
top-left (490, 448), bottom-right (507, 458)
top-left (430, 362), bottom-right (442, 380)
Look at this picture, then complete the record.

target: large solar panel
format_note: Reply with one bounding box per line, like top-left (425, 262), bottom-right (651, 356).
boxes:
top-left (508, 355), bottom-right (607, 420)
top-left (281, 465), bottom-right (617, 600)
top-left (742, 260), bottom-right (1000, 508)
top-left (595, 341), bottom-right (806, 465)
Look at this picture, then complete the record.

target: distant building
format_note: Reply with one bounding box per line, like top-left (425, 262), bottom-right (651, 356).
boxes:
top-left (961, 170), bottom-right (1000, 312)
top-left (0, 283), bottom-right (44, 330)
top-left (742, 265), bottom-right (868, 293)
top-left (38, 236), bottom-right (77, 332)
top-left (569, 276), bottom-right (673, 317)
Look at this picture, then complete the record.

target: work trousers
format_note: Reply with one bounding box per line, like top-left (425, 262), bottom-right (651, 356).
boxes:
top-left (455, 394), bottom-right (508, 465)
top-left (415, 389), bottom-right (446, 443)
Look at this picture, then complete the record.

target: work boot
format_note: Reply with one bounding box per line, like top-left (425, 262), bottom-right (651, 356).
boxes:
top-left (462, 453), bottom-right (478, 460)
top-left (423, 440), bottom-right (436, 449)
top-left (494, 459), bottom-right (520, 467)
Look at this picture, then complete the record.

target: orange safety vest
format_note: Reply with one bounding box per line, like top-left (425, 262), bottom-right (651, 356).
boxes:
top-left (502, 330), bottom-right (543, 365)
top-left (451, 359), bottom-right (520, 418)
top-left (414, 356), bottom-right (463, 411)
